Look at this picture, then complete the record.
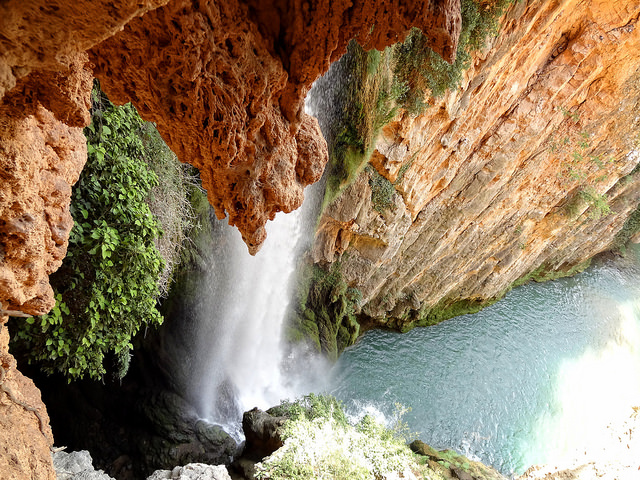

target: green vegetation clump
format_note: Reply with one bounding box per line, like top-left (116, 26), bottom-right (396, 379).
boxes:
top-left (414, 297), bottom-right (497, 329)
top-left (510, 260), bottom-right (591, 289)
top-left (142, 123), bottom-right (201, 296)
top-left (322, 43), bottom-right (402, 211)
top-left (286, 261), bottom-right (361, 360)
top-left (12, 85), bottom-right (197, 381)
top-left (394, 0), bottom-right (512, 114)
top-left (392, 260), bottom-right (592, 332)
top-left (578, 186), bottom-right (612, 219)
top-left (367, 165), bottom-right (396, 213)
top-left (549, 112), bottom-right (616, 220)
top-left (256, 394), bottom-right (440, 480)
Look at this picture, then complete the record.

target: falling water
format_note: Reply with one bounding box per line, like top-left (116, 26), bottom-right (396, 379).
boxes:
top-left (164, 70), bottom-right (338, 442)
top-left (176, 205), bottom-right (315, 441)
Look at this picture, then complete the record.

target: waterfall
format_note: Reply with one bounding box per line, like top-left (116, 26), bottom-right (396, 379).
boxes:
top-left (176, 203), bottom-right (316, 441)
top-left (156, 76), bottom-right (335, 443)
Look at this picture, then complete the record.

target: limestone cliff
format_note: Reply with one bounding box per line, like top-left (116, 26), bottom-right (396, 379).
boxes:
top-left (306, 0), bottom-right (640, 354)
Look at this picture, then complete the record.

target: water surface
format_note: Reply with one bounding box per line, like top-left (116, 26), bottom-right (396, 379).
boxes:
top-left (327, 247), bottom-right (640, 474)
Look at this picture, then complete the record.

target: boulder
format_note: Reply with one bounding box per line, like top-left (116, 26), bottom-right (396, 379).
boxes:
top-left (147, 463), bottom-right (231, 480)
top-left (241, 408), bottom-right (287, 460)
top-left (52, 450), bottom-right (115, 480)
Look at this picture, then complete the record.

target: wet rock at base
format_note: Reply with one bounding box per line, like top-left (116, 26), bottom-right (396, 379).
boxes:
top-left (410, 440), bottom-right (507, 480)
top-left (241, 408), bottom-right (286, 460)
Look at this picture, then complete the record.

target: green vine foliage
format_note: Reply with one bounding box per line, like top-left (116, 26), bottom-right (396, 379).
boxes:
top-left (13, 86), bottom-right (165, 381)
top-left (394, 0), bottom-right (512, 114)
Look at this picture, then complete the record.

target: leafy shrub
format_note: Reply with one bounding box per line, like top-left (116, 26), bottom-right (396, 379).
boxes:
top-left (268, 393), bottom-right (350, 425)
top-left (579, 186), bottom-right (612, 219)
top-left (12, 85), bottom-right (186, 380)
top-left (256, 395), bottom-right (439, 480)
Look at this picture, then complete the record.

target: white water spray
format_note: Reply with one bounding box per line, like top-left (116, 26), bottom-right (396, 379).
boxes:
top-left (180, 203), bottom-right (322, 440)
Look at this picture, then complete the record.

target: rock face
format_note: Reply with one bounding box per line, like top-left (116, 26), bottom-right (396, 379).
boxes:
top-left (90, 0), bottom-right (461, 254)
top-left (311, 0), bottom-right (640, 342)
top-left (0, 316), bottom-right (55, 480)
top-left (0, 0), bottom-right (461, 329)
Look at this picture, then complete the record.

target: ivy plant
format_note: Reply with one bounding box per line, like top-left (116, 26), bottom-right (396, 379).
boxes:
top-left (13, 85), bottom-right (165, 381)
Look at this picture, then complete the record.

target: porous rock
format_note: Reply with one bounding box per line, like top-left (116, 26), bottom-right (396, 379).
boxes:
top-left (0, 316), bottom-right (55, 480)
top-left (146, 463), bottom-right (231, 480)
top-left (52, 450), bottom-right (115, 480)
top-left (90, 0), bottom-right (461, 254)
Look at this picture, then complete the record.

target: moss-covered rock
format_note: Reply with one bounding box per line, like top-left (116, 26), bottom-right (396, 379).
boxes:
top-left (410, 440), bottom-right (507, 480)
top-left (285, 260), bottom-right (361, 360)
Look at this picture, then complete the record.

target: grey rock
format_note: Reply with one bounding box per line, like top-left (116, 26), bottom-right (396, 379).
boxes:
top-left (53, 450), bottom-right (115, 480)
top-left (147, 463), bottom-right (231, 480)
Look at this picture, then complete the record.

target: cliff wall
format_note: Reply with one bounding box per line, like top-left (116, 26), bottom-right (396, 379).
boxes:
top-left (308, 0), bottom-right (640, 351)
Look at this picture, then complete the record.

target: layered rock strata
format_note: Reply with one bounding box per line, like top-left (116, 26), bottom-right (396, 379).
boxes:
top-left (312, 0), bottom-right (640, 337)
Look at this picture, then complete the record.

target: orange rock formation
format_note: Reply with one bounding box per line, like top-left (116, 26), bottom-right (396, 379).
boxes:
top-left (314, 0), bottom-right (640, 328)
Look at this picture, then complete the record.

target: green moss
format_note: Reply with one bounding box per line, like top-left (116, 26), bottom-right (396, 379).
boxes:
top-left (286, 261), bottom-right (361, 360)
top-left (414, 297), bottom-right (498, 329)
top-left (510, 260), bottom-right (591, 289)
top-left (394, 0), bottom-right (513, 114)
top-left (367, 165), bottom-right (396, 213)
top-left (391, 260), bottom-right (592, 334)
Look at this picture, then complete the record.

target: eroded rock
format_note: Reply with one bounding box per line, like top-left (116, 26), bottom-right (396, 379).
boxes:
top-left (0, 316), bottom-right (55, 479)
top-left (312, 0), bottom-right (640, 335)
top-left (0, 0), bottom-right (461, 319)
top-left (53, 450), bottom-right (115, 480)
top-left (90, 0), bottom-right (461, 254)
top-left (147, 464), bottom-right (231, 480)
